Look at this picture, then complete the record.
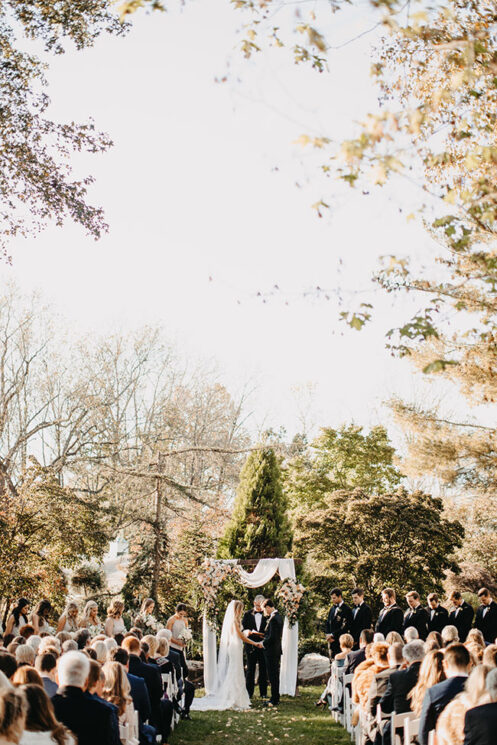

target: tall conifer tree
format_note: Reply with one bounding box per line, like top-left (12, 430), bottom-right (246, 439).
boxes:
top-left (219, 447), bottom-right (292, 559)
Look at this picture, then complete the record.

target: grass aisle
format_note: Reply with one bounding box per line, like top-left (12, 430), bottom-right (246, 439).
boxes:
top-left (170, 686), bottom-right (351, 745)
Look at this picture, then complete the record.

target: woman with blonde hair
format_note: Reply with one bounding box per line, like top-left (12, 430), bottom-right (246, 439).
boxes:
top-left (465, 628), bottom-right (485, 663)
top-left (101, 662), bottom-right (135, 729)
top-left (409, 650), bottom-right (446, 716)
top-left (91, 641), bottom-right (107, 664)
top-left (0, 688), bottom-right (26, 745)
top-left (435, 664), bottom-right (491, 745)
top-left (19, 683), bottom-right (75, 745)
top-left (79, 601), bottom-right (102, 636)
top-left (142, 635), bottom-right (159, 661)
top-left (12, 667), bottom-right (43, 687)
top-left (56, 603), bottom-right (79, 634)
top-left (385, 631), bottom-right (404, 646)
top-left (104, 600), bottom-right (126, 638)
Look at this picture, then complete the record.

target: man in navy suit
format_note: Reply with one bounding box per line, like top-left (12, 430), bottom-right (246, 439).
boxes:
top-left (475, 587), bottom-right (497, 644)
top-left (463, 668), bottom-right (497, 745)
top-left (350, 588), bottom-right (373, 648)
top-left (448, 591), bottom-right (474, 642)
top-left (419, 643), bottom-right (471, 745)
top-left (52, 651), bottom-right (116, 745)
top-left (380, 639), bottom-right (425, 745)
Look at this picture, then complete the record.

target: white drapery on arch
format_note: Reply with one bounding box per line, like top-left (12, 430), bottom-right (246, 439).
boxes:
top-left (202, 558), bottom-right (298, 697)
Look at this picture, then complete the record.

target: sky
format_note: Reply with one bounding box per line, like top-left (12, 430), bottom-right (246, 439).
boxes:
top-left (0, 0), bottom-right (447, 440)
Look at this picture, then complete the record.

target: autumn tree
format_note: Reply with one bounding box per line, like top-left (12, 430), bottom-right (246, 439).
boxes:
top-left (294, 487), bottom-right (464, 612)
top-left (284, 424), bottom-right (402, 511)
top-left (219, 447), bottom-right (292, 560)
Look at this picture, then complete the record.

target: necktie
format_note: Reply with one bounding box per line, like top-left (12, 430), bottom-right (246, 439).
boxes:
top-left (353, 607), bottom-right (359, 618)
top-left (431, 610), bottom-right (435, 620)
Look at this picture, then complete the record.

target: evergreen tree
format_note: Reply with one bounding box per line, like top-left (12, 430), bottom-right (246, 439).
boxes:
top-left (219, 447), bottom-right (292, 559)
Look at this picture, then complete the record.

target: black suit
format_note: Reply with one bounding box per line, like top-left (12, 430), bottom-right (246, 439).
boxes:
top-left (403, 605), bottom-right (429, 640)
top-left (325, 602), bottom-right (353, 655)
top-left (52, 686), bottom-right (116, 745)
top-left (449, 601), bottom-right (474, 642)
top-left (343, 647), bottom-right (365, 675)
top-left (475, 600), bottom-right (497, 644)
top-left (426, 604), bottom-right (449, 634)
top-left (242, 609), bottom-right (267, 698)
top-left (350, 602), bottom-right (373, 646)
top-left (419, 675), bottom-right (467, 745)
top-left (375, 604), bottom-right (404, 637)
top-left (380, 660), bottom-right (421, 715)
top-left (463, 701), bottom-right (497, 745)
top-left (128, 673), bottom-right (156, 745)
top-left (380, 662), bottom-right (421, 745)
top-left (262, 611), bottom-right (284, 705)
top-left (128, 653), bottom-right (173, 741)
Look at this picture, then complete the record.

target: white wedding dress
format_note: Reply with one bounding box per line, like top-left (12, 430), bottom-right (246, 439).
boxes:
top-left (191, 600), bottom-right (251, 711)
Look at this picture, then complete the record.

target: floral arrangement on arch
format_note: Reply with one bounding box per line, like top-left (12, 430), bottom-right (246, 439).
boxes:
top-left (275, 577), bottom-right (306, 627)
top-left (197, 558), bottom-right (240, 628)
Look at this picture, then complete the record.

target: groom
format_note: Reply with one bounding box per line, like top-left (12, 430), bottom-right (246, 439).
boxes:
top-left (242, 594), bottom-right (268, 699)
top-left (258, 598), bottom-right (283, 707)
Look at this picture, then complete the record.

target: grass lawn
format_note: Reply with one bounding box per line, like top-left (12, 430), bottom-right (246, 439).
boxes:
top-left (170, 686), bottom-right (351, 745)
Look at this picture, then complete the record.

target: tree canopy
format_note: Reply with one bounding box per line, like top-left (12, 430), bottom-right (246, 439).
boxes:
top-left (294, 486), bottom-right (464, 610)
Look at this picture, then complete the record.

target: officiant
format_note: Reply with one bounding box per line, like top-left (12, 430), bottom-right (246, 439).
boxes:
top-left (242, 594), bottom-right (268, 699)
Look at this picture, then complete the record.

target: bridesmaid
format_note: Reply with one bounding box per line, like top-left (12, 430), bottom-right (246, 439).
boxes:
top-left (166, 603), bottom-right (189, 679)
top-left (31, 600), bottom-right (53, 635)
top-left (104, 600), bottom-right (127, 638)
top-left (56, 602), bottom-right (79, 633)
top-left (4, 598), bottom-right (30, 637)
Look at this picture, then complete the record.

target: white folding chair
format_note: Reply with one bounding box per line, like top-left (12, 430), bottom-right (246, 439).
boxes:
top-left (390, 711), bottom-right (416, 745)
top-left (428, 731), bottom-right (436, 745)
top-left (404, 716), bottom-right (420, 745)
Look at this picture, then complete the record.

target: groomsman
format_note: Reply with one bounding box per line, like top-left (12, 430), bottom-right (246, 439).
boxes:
top-left (325, 588), bottom-right (353, 657)
top-left (259, 599), bottom-right (284, 707)
top-left (403, 591), bottom-right (429, 640)
top-left (375, 588), bottom-right (403, 636)
top-left (242, 595), bottom-right (267, 699)
top-left (426, 593), bottom-right (449, 634)
top-left (475, 588), bottom-right (497, 644)
top-left (449, 591), bottom-right (474, 642)
top-left (350, 588), bottom-right (373, 647)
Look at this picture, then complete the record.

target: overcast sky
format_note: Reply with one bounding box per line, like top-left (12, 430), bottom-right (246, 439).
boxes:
top-left (1, 0), bottom-right (447, 440)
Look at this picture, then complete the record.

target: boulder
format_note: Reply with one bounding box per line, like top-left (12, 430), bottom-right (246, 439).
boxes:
top-left (297, 653), bottom-right (331, 685)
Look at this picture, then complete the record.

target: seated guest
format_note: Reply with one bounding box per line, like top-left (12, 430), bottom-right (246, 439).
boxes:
top-left (85, 658), bottom-right (120, 745)
top-left (109, 647), bottom-right (155, 745)
top-left (0, 652), bottom-right (18, 681)
top-left (463, 667), bottom-right (497, 745)
top-left (61, 641), bottom-right (77, 654)
top-left (436, 663), bottom-right (490, 745)
top-left (475, 588), bottom-right (497, 645)
top-left (91, 641), bottom-right (107, 665)
top-left (34, 653), bottom-right (58, 698)
top-left (102, 661), bottom-right (136, 733)
top-left (426, 631), bottom-right (443, 649)
top-left (12, 666), bottom-right (43, 687)
top-left (385, 632), bottom-right (403, 646)
top-left (73, 630), bottom-right (90, 651)
top-left (380, 639), bottom-right (426, 745)
top-left (418, 643), bottom-right (471, 745)
top-left (465, 629), bottom-right (485, 664)
top-left (52, 651), bottom-right (117, 745)
top-left (356, 642), bottom-right (389, 713)
top-left (441, 624), bottom-right (459, 647)
top-left (403, 591), bottom-right (429, 640)
top-left (19, 626), bottom-right (35, 641)
top-left (368, 643), bottom-right (404, 742)
top-left (427, 593), bottom-right (449, 634)
top-left (19, 683), bottom-right (75, 745)
top-left (375, 589), bottom-right (403, 637)
top-left (409, 650), bottom-right (446, 716)
top-left (318, 634), bottom-right (355, 710)
top-left (0, 687), bottom-right (26, 744)
top-left (344, 629), bottom-right (375, 675)
top-left (351, 644), bottom-right (375, 708)
top-left (449, 592), bottom-right (474, 642)
top-left (404, 627), bottom-right (419, 643)
top-left (16, 645), bottom-right (35, 668)
top-left (483, 644), bottom-right (497, 668)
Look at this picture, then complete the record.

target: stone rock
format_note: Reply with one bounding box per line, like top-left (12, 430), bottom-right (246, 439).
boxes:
top-left (297, 653), bottom-right (331, 685)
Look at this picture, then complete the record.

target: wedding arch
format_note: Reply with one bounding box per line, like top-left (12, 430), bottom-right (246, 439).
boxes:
top-left (197, 558), bottom-right (302, 697)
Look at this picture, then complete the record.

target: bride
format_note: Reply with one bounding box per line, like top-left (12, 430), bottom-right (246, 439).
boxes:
top-left (191, 599), bottom-right (261, 711)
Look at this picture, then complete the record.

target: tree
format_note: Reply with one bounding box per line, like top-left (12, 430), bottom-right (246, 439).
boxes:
top-left (294, 487), bottom-right (464, 612)
top-left (0, 1), bottom-right (128, 255)
top-left (219, 447), bottom-right (292, 560)
top-left (284, 425), bottom-right (402, 510)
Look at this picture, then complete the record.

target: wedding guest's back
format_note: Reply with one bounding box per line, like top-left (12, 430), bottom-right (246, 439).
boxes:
top-left (19, 683), bottom-right (75, 745)
top-left (418, 643), bottom-right (471, 745)
top-left (436, 663), bottom-right (490, 745)
top-left (34, 653), bottom-right (58, 698)
top-left (52, 651), bottom-right (116, 745)
top-left (380, 639), bottom-right (426, 715)
top-left (463, 667), bottom-right (497, 745)
top-left (0, 687), bottom-right (26, 744)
